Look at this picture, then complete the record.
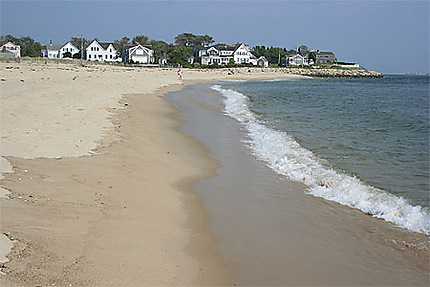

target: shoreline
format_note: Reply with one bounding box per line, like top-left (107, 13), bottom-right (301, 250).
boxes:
top-left (0, 61), bottom-right (424, 285)
top-left (0, 62), bottom-right (305, 285)
top-left (167, 82), bottom-right (429, 285)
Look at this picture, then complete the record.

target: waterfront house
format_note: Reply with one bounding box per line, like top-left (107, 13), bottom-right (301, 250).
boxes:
top-left (234, 43), bottom-right (257, 65)
top-left (59, 42), bottom-right (80, 58)
top-left (124, 43), bottom-right (154, 64)
top-left (286, 54), bottom-right (308, 66)
top-left (43, 40), bottom-right (62, 58)
top-left (0, 42), bottom-right (20, 58)
top-left (257, 56), bottom-right (269, 67)
top-left (199, 43), bottom-right (258, 66)
top-left (314, 50), bottom-right (337, 63)
top-left (86, 40), bottom-right (121, 62)
top-left (200, 46), bottom-right (234, 65)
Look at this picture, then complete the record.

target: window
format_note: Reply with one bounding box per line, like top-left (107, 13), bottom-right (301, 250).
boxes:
top-left (89, 54), bottom-right (91, 59)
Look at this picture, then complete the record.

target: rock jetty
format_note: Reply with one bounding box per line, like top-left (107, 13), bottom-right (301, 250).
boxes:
top-left (221, 67), bottom-right (383, 78)
top-left (281, 67), bottom-right (383, 78)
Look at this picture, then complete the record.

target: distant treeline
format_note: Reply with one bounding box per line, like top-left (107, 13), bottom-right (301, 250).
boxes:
top-left (1, 33), bottom-right (297, 66)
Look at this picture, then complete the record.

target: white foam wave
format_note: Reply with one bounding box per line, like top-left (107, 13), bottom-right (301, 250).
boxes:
top-left (212, 84), bottom-right (430, 235)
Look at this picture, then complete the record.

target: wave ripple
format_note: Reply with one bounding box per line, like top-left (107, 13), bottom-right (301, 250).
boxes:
top-left (212, 84), bottom-right (430, 235)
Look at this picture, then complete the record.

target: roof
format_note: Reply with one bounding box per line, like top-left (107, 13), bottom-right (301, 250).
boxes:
top-left (1, 42), bottom-right (19, 47)
top-left (61, 42), bottom-right (79, 50)
top-left (194, 46), bottom-right (207, 51)
top-left (289, 54), bottom-right (305, 59)
top-left (46, 44), bottom-right (63, 51)
top-left (99, 42), bottom-right (120, 50)
top-left (316, 51), bottom-right (335, 56)
top-left (124, 43), bottom-right (153, 50)
top-left (217, 46), bottom-right (235, 51)
top-left (127, 44), bottom-right (153, 56)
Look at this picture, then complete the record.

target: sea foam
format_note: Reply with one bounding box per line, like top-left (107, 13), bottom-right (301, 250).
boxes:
top-left (212, 84), bottom-right (430, 235)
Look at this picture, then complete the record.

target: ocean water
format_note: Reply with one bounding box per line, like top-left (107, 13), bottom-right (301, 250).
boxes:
top-left (213, 75), bottom-right (429, 235)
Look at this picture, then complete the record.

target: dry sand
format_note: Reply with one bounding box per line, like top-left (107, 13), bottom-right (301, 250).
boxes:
top-left (0, 62), bottom-right (302, 286)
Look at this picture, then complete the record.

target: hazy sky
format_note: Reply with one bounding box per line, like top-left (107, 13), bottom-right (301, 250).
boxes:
top-left (1, 0), bottom-right (429, 74)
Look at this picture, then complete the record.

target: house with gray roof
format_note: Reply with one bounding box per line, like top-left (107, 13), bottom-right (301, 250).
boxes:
top-left (59, 42), bottom-right (80, 58)
top-left (198, 43), bottom-right (258, 66)
top-left (86, 39), bottom-right (122, 62)
top-left (285, 54), bottom-right (309, 66)
top-left (313, 50), bottom-right (337, 63)
top-left (42, 40), bottom-right (62, 58)
top-left (257, 56), bottom-right (269, 68)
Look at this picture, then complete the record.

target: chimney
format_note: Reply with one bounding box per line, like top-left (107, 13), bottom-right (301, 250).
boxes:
top-left (49, 40), bottom-right (53, 46)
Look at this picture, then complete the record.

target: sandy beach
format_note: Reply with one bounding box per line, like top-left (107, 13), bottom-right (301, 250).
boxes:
top-left (0, 61), bottom-right (303, 286)
top-left (1, 61), bottom-right (428, 286)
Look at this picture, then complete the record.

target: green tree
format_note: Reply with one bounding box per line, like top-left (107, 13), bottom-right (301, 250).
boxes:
top-left (174, 33), bottom-right (214, 47)
top-left (196, 34), bottom-right (214, 47)
top-left (167, 45), bottom-right (192, 66)
top-left (132, 35), bottom-right (149, 45)
top-left (174, 33), bottom-right (195, 46)
top-left (0, 34), bottom-right (18, 45)
top-left (149, 39), bottom-right (169, 63)
top-left (19, 36), bottom-right (41, 57)
top-left (251, 46), bottom-right (267, 58)
top-left (114, 36), bottom-right (131, 58)
top-left (251, 46), bottom-right (294, 65)
top-left (70, 37), bottom-right (90, 58)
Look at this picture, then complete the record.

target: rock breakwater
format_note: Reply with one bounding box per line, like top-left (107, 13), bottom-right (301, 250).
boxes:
top-left (283, 67), bottom-right (383, 78)
top-left (220, 67), bottom-right (383, 78)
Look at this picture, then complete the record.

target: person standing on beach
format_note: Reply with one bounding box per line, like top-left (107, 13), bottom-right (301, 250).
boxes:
top-left (177, 68), bottom-right (183, 80)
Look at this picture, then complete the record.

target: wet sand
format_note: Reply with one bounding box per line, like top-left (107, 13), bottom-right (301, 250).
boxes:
top-left (167, 83), bottom-right (429, 286)
top-left (1, 62), bottom-right (427, 286)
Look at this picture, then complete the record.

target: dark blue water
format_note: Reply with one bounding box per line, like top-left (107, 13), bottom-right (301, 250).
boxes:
top-left (221, 75), bottom-right (429, 209)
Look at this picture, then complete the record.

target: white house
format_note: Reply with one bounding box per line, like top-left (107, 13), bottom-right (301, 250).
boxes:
top-left (59, 42), bottom-right (80, 58)
top-left (286, 54), bottom-right (308, 66)
top-left (199, 43), bottom-right (258, 66)
top-left (200, 46), bottom-right (234, 65)
top-left (43, 40), bottom-right (62, 58)
top-left (0, 42), bottom-right (20, 57)
top-left (233, 43), bottom-right (257, 65)
top-left (125, 44), bottom-right (154, 64)
top-left (256, 56), bottom-right (269, 68)
top-left (86, 40), bottom-right (121, 62)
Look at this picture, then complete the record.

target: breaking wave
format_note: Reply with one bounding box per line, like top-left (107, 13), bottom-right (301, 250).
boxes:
top-left (212, 84), bottom-right (430, 235)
